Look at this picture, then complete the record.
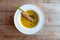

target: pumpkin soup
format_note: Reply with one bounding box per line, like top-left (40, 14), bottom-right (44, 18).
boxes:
top-left (21, 10), bottom-right (39, 28)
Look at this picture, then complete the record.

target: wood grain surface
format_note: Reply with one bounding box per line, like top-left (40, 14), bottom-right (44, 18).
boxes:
top-left (0, 0), bottom-right (60, 40)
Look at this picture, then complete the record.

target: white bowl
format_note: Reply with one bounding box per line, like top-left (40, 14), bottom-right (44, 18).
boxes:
top-left (14, 4), bottom-right (44, 35)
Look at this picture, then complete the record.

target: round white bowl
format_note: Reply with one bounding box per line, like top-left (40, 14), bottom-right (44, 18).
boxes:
top-left (14, 4), bottom-right (44, 35)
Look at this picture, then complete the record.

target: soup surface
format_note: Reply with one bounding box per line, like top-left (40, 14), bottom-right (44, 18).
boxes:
top-left (21, 10), bottom-right (39, 28)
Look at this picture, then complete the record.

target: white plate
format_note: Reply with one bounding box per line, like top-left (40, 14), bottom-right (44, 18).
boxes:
top-left (14, 4), bottom-right (44, 35)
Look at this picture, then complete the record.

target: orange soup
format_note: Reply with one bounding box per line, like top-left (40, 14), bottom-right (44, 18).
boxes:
top-left (21, 10), bottom-right (39, 28)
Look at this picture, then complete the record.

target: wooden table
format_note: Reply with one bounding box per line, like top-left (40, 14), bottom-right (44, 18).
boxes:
top-left (0, 0), bottom-right (60, 40)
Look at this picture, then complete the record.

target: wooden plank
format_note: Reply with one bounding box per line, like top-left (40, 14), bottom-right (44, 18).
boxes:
top-left (36, 25), bottom-right (60, 39)
top-left (0, 12), bottom-right (14, 25)
top-left (0, 12), bottom-right (25, 38)
top-left (0, 0), bottom-right (37, 11)
top-left (44, 6), bottom-right (60, 25)
top-left (46, 0), bottom-right (60, 3)
top-left (18, 0), bottom-right (60, 3)
top-left (0, 36), bottom-right (24, 40)
top-left (0, 35), bottom-right (42, 40)
top-left (37, 3), bottom-right (60, 25)
top-left (1, 25), bottom-right (60, 40)
top-left (0, 0), bottom-right (60, 11)
top-left (0, 25), bottom-right (25, 36)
